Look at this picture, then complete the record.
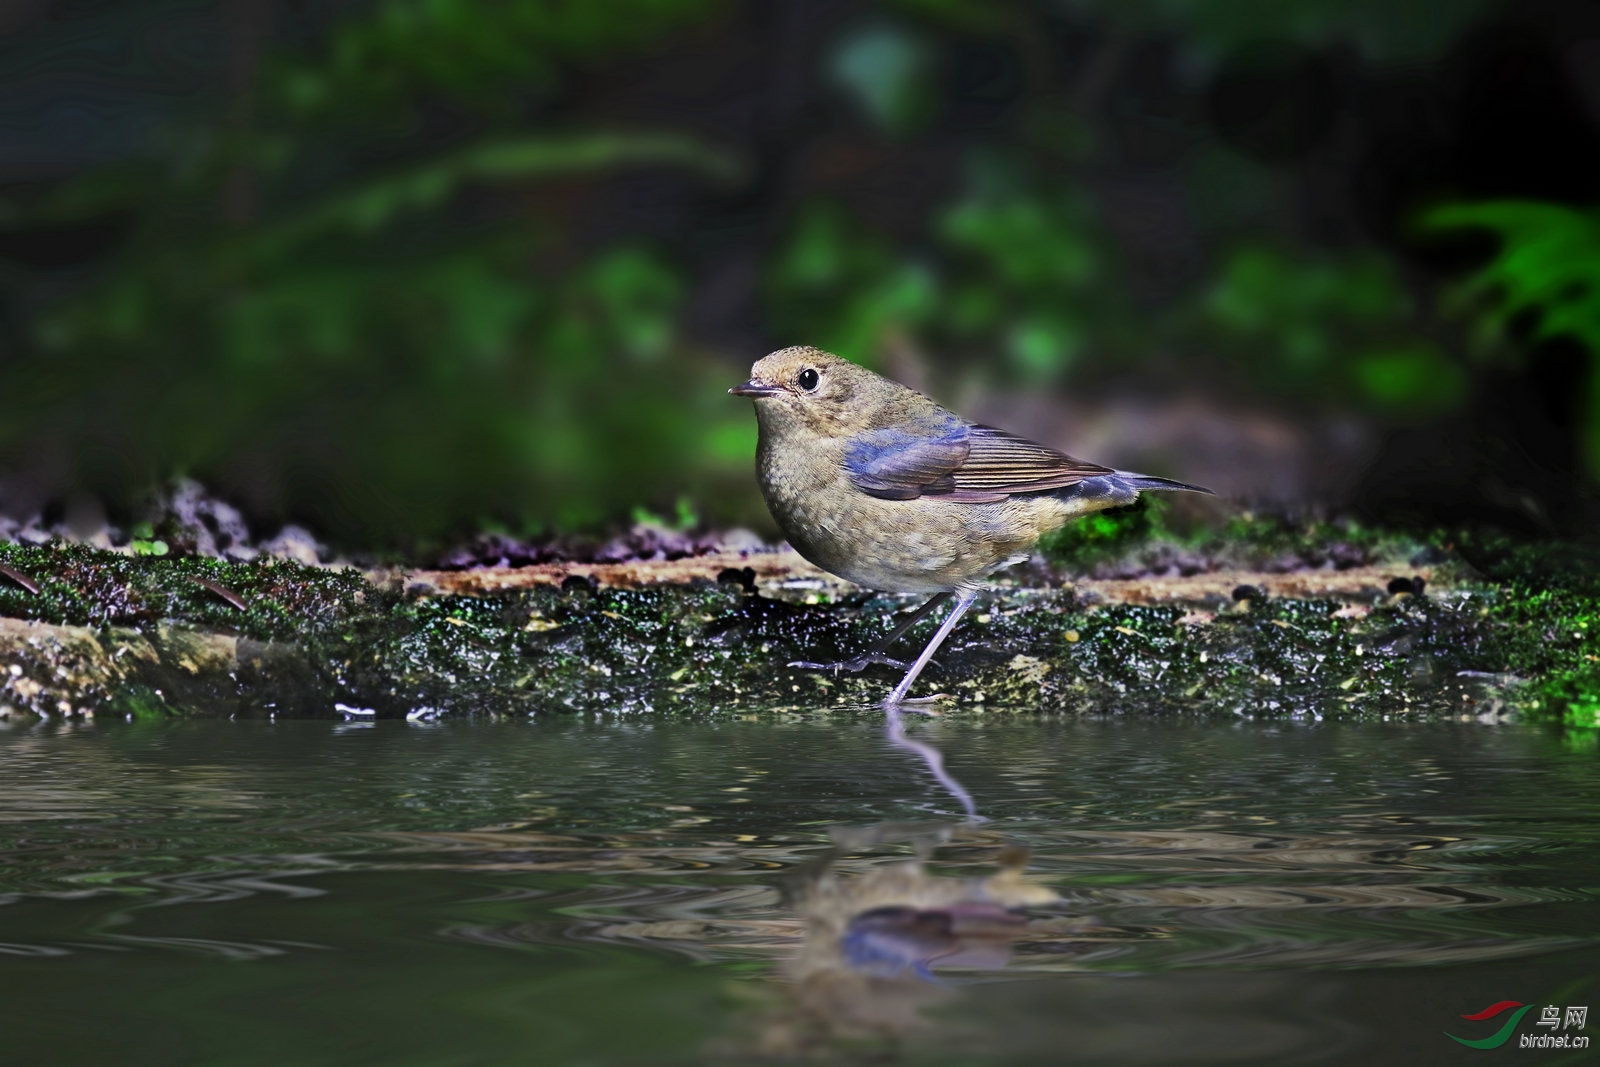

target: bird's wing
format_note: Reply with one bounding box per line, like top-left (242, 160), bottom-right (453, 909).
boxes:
top-left (844, 425), bottom-right (970, 500)
top-left (845, 422), bottom-right (1112, 503)
top-left (948, 425), bottom-right (1115, 499)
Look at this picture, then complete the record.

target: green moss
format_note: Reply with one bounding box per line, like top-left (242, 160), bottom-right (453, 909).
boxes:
top-left (1035, 502), bottom-right (1437, 575)
top-left (0, 540), bottom-right (370, 638)
top-left (0, 532), bottom-right (1596, 723)
top-left (1453, 534), bottom-right (1600, 729)
top-left (1036, 500), bottom-right (1155, 566)
top-left (109, 686), bottom-right (178, 721)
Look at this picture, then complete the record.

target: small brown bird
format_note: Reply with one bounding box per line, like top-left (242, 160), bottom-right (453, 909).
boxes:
top-left (731, 346), bottom-right (1212, 705)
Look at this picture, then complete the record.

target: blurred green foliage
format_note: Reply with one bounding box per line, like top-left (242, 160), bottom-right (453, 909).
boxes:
top-left (3, 0), bottom-right (747, 545)
top-left (831, 23), bottom-right (935, 135)
top-left (767, 184), bottom-right (1456, 412)
top-left (767, 173), bottom-right (1117, 383)
top-left (1424, 201), bottom-right (1600, 475)
top-left (901, 0), bottom-right (1491, 62)
top-left (274, 0), bottom-right (719, 118)
top-left (0, 0), bottom-right (1592, 546)
top-left (765, 4), bottom-right (1479, 410)
top-left (768, 203), bottom-right (940, 371)
top-left (1201, 245), bottom-right (1463, 412)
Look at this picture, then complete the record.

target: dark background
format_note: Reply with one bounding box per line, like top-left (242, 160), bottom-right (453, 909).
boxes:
top-left (1, 0), bottom-right (1598, 549)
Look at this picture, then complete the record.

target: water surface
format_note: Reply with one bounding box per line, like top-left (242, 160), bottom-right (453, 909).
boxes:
top-left (0, 714), bottom-right (1595, 1065)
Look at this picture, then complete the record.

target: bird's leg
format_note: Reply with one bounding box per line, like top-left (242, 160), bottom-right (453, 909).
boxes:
top-left (789, 592), bottom-right (952, 673)
top-left (884, 591), bottom-right (978, 707)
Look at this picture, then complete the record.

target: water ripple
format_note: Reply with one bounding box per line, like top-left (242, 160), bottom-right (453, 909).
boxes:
top-left (0, 718), bottom-right (1595, 988)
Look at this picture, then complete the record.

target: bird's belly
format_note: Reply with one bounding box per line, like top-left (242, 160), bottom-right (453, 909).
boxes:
top-left (767, 484), bottom-right (1037, 594)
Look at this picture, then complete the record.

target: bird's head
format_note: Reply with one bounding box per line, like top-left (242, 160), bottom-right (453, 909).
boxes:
top-left (730, 346), bottom-right (904, 438)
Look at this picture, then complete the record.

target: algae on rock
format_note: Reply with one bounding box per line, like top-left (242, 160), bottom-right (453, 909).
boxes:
top-left (0, 531), bottom-right (1594, 725)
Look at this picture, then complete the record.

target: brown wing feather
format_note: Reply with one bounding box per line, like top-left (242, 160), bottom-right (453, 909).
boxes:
top-left (943, 425), bottom-right (1113, 500)
top-left (845, 421), bottom-right (1112, 503)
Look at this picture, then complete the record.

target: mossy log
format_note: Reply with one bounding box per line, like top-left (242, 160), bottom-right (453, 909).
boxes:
top-left (3, 538), bottom-right (1588, 723)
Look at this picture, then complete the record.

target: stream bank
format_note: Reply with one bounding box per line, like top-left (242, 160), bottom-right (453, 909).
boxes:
top-left (0, 527), bottom-right (1593, 725)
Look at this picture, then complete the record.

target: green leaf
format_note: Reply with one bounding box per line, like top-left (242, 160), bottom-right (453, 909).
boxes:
top-left (1423, 199), bottom-right (1600, 471)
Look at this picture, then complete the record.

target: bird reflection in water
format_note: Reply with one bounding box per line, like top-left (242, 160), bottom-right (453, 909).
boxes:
top-left (724, 719), bottom-right (1072, 1062)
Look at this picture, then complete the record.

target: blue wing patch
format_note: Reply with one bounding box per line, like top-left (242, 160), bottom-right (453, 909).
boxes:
top-left (844, 424), bottom-right (970, 500)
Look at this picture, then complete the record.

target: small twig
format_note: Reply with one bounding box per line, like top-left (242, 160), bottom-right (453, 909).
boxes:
top-left (0, 563), bottom-right (41, 595)
top-left (189, 575), bottom-right (249, 611)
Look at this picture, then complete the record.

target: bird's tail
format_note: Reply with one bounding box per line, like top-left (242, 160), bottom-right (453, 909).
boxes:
top-left (1118, 473), bottom-right (1214, 496)
top-left (1056, 472), bottom-right (1214, 509)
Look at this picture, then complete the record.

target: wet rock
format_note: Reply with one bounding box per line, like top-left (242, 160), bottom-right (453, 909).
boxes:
top-left (260, 526), bottom-right (325, 566)
top-left (1408, 656), bottom-right (1437, 687)
top-left (436, 532), bottom-right (533, 569)
top-left (710, 528), bottom-right (768, 553)
top-left (149, 479), bottom-right (255, 558)
top-left (433, 524), bottom-right (763, 570)
top-left (1327, 542), bottom-right (1368, 570)
top-left (64, 495), bottom-right (114, 548)
top-left (1384, 575), bottom-right (1429, 599)
top-left (0, 530), bottom-right (1591, 725)
top-left (16, 520), bottom-right (52, 546)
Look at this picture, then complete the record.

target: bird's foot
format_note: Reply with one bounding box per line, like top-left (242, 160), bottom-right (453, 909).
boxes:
top-left (896, 694), bottom-right (940, 716)
top-left (889, 694), bottom-right (945, 716)
top-left (788, 653), bottom-right (909, 674)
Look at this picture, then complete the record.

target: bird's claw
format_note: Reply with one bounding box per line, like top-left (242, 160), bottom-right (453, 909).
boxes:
top-left (887, 694), bottom-right (945, 716)
top-left (788, 653), bottom-right (910, 673)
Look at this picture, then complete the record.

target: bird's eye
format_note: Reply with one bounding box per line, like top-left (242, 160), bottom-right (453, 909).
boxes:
top-left (797, 368), bottom-right (819, 391)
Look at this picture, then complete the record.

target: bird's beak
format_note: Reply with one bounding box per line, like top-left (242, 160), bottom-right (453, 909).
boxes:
top-left (729, 379), bottom-right (783, 398)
